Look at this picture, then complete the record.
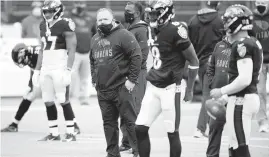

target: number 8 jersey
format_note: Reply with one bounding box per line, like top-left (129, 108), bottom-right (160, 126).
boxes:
top-left (146, 21), bottom-right (191, 88)
top-left (39, 18), bottom-right (75, 70)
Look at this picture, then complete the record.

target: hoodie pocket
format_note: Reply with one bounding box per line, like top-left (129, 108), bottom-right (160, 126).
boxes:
top-left (96, 64), bottom-right (124, 90)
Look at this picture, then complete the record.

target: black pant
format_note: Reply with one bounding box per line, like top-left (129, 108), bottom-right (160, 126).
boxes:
top-left (120, 69), bottom-right (147, 148)
top-left (206, 117), bottom-right (226, 157)
top-left (97, 84), bottom-right (138, 156)
top-left (197, 63), bottom-right (210, 133)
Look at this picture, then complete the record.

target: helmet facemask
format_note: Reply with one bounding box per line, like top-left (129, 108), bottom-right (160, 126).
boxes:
top-left (42, 7), bottom-right (63, 23)
top-left (146, 5), bottom-right (174, 28)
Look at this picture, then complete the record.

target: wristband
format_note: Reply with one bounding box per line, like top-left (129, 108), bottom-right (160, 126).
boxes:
top-left (188, 65), bottom-right (199, 69)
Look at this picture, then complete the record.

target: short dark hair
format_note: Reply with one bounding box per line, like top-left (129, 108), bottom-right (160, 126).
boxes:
top-left (127, 1), bottom-right (143, 14)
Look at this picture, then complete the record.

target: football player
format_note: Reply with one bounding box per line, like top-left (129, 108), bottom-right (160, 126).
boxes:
top-left (135, 0), bottom-right (199, 157)
top-left (33, 0), bottom-right (77, 142)
top-left (210, 4), bottom-right (263, 157)
top-left (1, 43), bottom-right (80, 136)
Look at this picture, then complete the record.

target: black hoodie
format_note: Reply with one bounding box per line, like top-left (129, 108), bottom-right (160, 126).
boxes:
top-left (253, 10), bottom-right (269, 63)
top-left (188, 8), bottom-right (224, 66)
top-left (90, 22), bottom-right (142, 91)
top-left (206, 37), bottom-right (231, 89)
top-left (128, 21), bottom-right (150, 70)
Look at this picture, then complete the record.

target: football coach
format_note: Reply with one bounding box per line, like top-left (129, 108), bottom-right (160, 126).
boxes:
top-left (89, 8), bottom-right (141, 157)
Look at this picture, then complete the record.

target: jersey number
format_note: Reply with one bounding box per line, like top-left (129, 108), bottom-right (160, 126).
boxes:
top-left (42, 36), bottom-right (57, 50)
top-left (151, 46), bottom-right (162, 70)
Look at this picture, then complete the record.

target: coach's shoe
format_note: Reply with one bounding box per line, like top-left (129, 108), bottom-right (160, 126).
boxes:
top-left (259, 124), bottom-right (269, 133)
top-left (62, 133), bottom-right (76, 142)
top-left (38, 134), bottom-right (61, 141)
top-left (193, 129), bottom-right (208, 138)
top-left (74, 123), bottom-right (81, 135)
top-left (1, 123), bottom-right (18, 132)
top-left (119, 144), bottom-right (131, 152)
top-left (133, 152), bottom-right (139, 157)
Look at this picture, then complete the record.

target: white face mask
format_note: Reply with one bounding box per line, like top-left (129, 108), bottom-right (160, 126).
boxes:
top-left (32, 7), bottom-right (41, 17)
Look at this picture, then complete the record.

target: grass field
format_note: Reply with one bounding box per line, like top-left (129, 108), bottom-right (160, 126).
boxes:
top-left (1, 97), bottom-right (269, 157)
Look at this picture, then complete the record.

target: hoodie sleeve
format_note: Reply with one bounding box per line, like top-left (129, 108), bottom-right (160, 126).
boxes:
top-left (134, 27), bottom-right (150, 66)
top-left (121, 30), bottom-right (142, 83)
top-left (206, 52), bottom-right (216, 89)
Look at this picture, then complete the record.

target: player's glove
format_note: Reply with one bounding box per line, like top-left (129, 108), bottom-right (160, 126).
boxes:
top-left (205, 95), bottom-right (228, 121)
top-left (62, 68), bottom-right (72, 86)
top-left (32, 70), bottom-right (40, 87)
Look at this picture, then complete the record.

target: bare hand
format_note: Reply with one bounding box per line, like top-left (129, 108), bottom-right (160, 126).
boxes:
top-left (184, 89), bottom-right (193, 102)
top-left (125, 80), bottom-right (135, 92)
top-left (210, 88), bottom-right (223, 99)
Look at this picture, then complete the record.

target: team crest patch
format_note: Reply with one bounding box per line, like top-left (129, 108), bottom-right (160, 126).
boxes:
top-left (68, 19), bottom-right (76, 31)
top-left (177, 25), bottom-right (188, 39)
top-left (237, 43), bottom-right (246, 57)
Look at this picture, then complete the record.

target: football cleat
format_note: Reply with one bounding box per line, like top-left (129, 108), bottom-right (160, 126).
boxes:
top-left (38, 134), bottom-right (61, 141)
top-left (1, 124), bottom-right (18, 132)
top-left (74, 123), bottom-right (81, 135)
top-left (62, 133), bottom-right (76, 142)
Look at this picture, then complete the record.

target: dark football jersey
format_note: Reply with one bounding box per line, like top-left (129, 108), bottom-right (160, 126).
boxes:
top-left (146, 22), bottom-right (190, 88)
top-left (26, 45), bottom-right (40, 69)
top-left (229, 37), bottom-right (263, 96)
top-left (40, 18), bottom-right (75, 50)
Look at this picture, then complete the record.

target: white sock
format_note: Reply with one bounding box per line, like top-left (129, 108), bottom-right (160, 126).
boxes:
top-left (13, 118), bottom-right (19, 124)
top-left (48, 120), bottom-right (59, 136)
top-left (66, 120), bottom-right (74, 134)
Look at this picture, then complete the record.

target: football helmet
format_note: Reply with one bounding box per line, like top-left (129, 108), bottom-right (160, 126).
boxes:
top-left (145, 0), bottom-right (175, 28)
top-left (205, 96), bottom-right (228, 121)
top-left (42, 0), bottom-right (64, 22)
top-left (222, 4), bottom-right (253, 35)
top-left (11, 43), bottom-right (31, 68)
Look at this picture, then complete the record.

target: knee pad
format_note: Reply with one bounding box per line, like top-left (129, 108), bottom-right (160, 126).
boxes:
top-left (45, 101), bottom-right (55, 107)
top-left (135, 125), bottom-right (149, 134)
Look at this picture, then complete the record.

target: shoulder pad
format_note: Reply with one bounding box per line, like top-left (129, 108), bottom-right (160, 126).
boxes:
top-left (236, 40), bottom-right (248, 57)
top-left (171, 22), bottom-right (188, 40)
top-left (62, 18), bottom-right (76, 31)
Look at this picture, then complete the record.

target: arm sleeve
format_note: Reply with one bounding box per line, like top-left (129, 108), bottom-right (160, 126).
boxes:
top-left (121, 31), bottom-right (142, 83)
